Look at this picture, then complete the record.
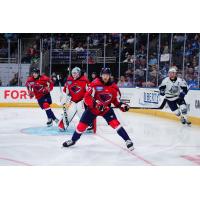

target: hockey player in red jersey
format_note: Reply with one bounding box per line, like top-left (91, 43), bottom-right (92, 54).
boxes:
top-left (26, 68), bottom-right (58, 127)
top-left (58, 67), bottom-right (90, 131)
top-left (62, 68), bottom-right (134, 151)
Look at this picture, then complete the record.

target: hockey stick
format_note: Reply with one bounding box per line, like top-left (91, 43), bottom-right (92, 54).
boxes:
top-left (128, 98), bottom-right (167, 110)
top-left (57, 75), bottom-right (70, 127)
top-left (112, 94), bottom-right (167, 110)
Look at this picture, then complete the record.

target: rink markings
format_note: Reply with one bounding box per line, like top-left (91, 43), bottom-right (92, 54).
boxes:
top-left (0, 157), bottom-right (32, 166)
top-left (96, 134), bottom-right (155, 166)
top-left (181, 155), bottom-right (200, 166)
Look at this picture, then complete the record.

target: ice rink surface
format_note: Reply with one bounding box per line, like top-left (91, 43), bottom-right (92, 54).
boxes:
top-left (0, 107), bottom-right (200, 166)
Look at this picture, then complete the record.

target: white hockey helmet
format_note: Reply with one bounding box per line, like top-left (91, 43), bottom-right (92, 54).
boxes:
top-left (168, 67), bottom-right (177, 73)
top-left (72, 67), bottom-right (81, 75)
top-left (71, 67), bottom-right (81, 80)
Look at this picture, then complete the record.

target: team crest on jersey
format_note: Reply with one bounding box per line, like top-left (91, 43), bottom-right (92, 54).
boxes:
top-left (71, 85), bottom-right (81, 93)
top-left (67, 81), bottom-right (72, 85)
top-left (170, 85), bottom-right (179, 93)
top-left (29, 82), bottom-right (35, 85)
top-left (34, 84), bottom-right (43, 91)
top-left (96, 86), bottom-right (104, 91)
top-left (98, 93), bottom-right (112, 103)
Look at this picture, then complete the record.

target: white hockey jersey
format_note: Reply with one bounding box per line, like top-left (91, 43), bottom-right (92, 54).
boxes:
top-left (159, 77), bottom-right (188, 101)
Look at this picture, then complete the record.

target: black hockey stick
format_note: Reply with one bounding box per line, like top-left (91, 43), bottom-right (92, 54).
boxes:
top-left (129, 98), bottom-right (167, 110)
top-left (112, 98), bottom-right (167, 110)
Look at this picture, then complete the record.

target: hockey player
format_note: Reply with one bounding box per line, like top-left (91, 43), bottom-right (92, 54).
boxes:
top-left (62, 68), bottom-right (134, 151)
top-left (26, 68), bottom-right (58, 127)
top-left (159, 67), bottom-right (191, 125)
top-left (58, 67), bottom-right (90, 131)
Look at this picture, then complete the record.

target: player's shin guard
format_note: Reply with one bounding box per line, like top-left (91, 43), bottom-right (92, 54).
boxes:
top-left (109, 119), bottom-right (131, 141)
top-left (117, 126), bottom-right (131, 141)
top-left (180, 105), bottom-right (191, 125)
top-left (117, 126), bottom-right (134, 150)
top-left (72, 131), bottom-right (82, 142)
top-left (45, 109), bottom-right (57, 120)
top-left (43, 102), bottom-right (57, 121)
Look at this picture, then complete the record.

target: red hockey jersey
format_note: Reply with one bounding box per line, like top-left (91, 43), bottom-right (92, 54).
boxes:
top-left (25, 75), bottom-right (54, 100)
top-left (63, 75), bottom-right (90, 103)
top-left (84, 78), bottom-right (121, 115)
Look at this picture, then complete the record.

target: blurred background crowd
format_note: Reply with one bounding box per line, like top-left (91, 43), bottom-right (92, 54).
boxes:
top-left (0, 33), bottom-right (199, 88)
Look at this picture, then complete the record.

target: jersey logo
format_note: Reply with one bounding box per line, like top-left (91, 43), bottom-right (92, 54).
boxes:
top-left (33, 84), bottom-right (43, 92)
top-left (98, 93), bottom-right (112, 103)
top-left (169, 85), bottom-right (179, 93)
top-left (67, 81), bottom-right (72, 85)
top-left (29, 82), bottom-right (35, 85)
top-left (96, 86), bottom-right (104, 91)
top-left (71, 85), bottom-right (81, 94)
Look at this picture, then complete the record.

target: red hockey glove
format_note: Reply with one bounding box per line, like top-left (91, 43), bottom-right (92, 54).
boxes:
top-left (28, 91), bottom-right (34, 99)
top-left (94, 100), bottom-right (105, 112)
top-left (42, 87), bottom-right (50, 94)
top-left (119, 102), bottom-right (130, 112)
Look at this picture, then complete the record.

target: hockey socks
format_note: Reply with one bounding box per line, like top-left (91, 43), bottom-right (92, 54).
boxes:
top-left (117, 127), bottom-right (130, 141)
top-left (45, 109), bottom-right (56, 120)
top-left (72, 131), bottom-right (82, 142)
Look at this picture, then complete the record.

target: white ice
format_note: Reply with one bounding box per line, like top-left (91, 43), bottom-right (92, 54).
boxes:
top-left (0, 107), bottom-right (200, 166)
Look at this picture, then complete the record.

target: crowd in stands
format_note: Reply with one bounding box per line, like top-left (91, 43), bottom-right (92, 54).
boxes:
top-left (0, 33), bottom-right (199, 88)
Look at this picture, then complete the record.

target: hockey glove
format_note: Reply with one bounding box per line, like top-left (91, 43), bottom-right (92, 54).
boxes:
top-left (42, 87), bottom-right (50, 94)
top-left (94, 100), bottom-right (105, 112)
top-left (60, 94), bottom-right (71, 106)
top-left (28, 91), bottom-right (34, 99)
top-left (159, 89), bottom-right (165, 96)
top-left (119, 102), bottom-right (130, 112)
top-left (179, 92), bottom-right (186, 99)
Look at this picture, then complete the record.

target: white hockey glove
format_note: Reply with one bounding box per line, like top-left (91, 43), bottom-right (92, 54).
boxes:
top-left (60, 94), bottom-right (71, 106)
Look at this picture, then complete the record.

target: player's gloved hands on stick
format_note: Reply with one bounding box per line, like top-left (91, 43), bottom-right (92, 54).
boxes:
top-left (119, 102), bottom-right (130, 112)
top-left (42, 87), bottom-right (50, 94)
top-left (28, 91), bottom-right (34, 99)
top-left (94, 100), bottom-right (105, 112)
top-left (179, 92), bottom-right (186, 99)
top-left (60, 94), bottom-right (71, 106)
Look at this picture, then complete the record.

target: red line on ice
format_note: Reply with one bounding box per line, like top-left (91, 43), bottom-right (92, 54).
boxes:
top-left (0, 157), bottom-right (32, 166)
top-left (96, 134), bottom-right (155, 166)
top-left (181, 155), bottom-right (200, 166)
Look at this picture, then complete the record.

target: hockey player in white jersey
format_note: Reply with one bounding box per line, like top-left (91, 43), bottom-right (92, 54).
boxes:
top-left (159, 67), bottom-right (191, 125)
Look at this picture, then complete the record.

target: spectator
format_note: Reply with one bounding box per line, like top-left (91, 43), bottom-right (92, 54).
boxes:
top-left (51, 72), bottom-right (59, 86)
top-left (75, 43), bottom-right (84, 52)
top-left (186, 74), bottom-right (198, 88)
top-left (61, 42), bottom-right (69, 51)
top-left (83, 72), bottom-right (88, 78)
top-left (135, 69), bottom-right (145, 87)
top-left (117, 76), bottom-right (130, 87)
top-left (123, 54), bottom-right (134, 63)
top-left (110, 75), bottom-right (116, 83)
top-left (126, 76), bottom-right (133, 87)
top-left (9, 73), bottom-right (19, 86)
top-left (126, 35), bottom-right (134, 44)
top-left (88, 56), bottom-right (95, 64)
top-left (148, 54), bottom-right (157, 66)
top-left (91, 72), bottom-right (97, 81)
top-left (163, 43), bottom-right (169, 53)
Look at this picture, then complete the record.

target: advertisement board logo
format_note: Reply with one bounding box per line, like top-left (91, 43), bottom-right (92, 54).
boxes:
top-left (143, 92), bottom-right (159, 104)
top-left (195, 100), bottom-right (200, 109)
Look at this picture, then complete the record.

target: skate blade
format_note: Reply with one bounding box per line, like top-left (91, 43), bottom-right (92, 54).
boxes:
top-left (128, 146), bottom-right (135, 151)
top-left (47, 124), bottom-right (53, 127)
